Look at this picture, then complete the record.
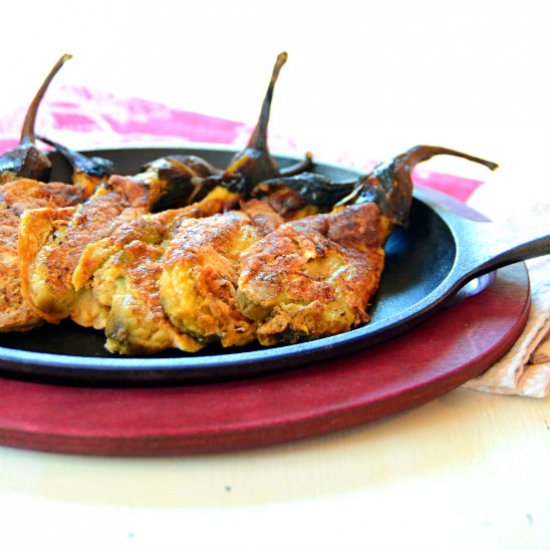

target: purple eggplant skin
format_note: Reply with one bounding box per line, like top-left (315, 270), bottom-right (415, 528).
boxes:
top-left (37, 135), bottom-right (115, 178)
top-left (338, 145), bottom-right (499, 227)
top-left (138, 155), bottom-right (220, 212)
top-left (250, 146), bottom-right (498, 224)
top-left (0, 54), bottom-right (72, 183)
top-left (37, 135), bottom-right (115, 196)
top-left (221, 52), bottom-right (311, 194)
top-left (251, 172), bottom-right (356, 210)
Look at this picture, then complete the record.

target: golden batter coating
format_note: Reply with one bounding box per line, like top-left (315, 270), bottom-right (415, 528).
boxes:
top-left (75, 187), bottom-right (242, 352)
top-left (19, 177), bottom-right (150, 323)
top-left (59, 192), bottom-right (280, 354)
top-left (71, 208), bottom-right (181, 295)
top-left (236, 203), bottom-right (386, 345)
top-left (0, 179), bottom-right (83, 331)
top-left (72, 186), bottom-right (239, 292)
top-left (159, 209), bottom-right (271, 348)
top-left (17, 181), bottom-right (243, 352)
top-left (13, 179), bottom-right (391, 355)
top-left (85, 200), bottom-right (385, 354)
top-left (95, 240), bottom-right (203, 355)
top-left (0, 178), bottom-right (83, 215)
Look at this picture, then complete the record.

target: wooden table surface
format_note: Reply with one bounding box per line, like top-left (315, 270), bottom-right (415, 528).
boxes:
top-left (0, 1), bottom-right (548, 548)
top-left (0, 388), bottom-right (548, 548)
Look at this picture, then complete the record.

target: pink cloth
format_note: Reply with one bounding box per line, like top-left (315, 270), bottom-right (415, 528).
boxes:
top-left (0, 85), bottom-right (484, 202)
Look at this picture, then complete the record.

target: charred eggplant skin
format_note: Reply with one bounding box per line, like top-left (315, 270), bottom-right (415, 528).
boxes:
top-left (250, 146), bottom-right (497, 225)
top-left (79, 52), bottom-right (312, 208)
top-left (0, 146), bottom-right (50, 184)
top-left (36, 134), bottom-right (115, 197)
top-left (252, 173), bottom-right (356, 210)
top-left (0, 54), bottom-right (72, 183)
top-left (220, 52), bottom-right (311, 194)
top-left (337, 145), bottom-right (499, 227)
top-left (224, 52), bottom-right (288, 188)
top-left (37, 135), bottom-right (115, 178)
top-left (139, 155), bottom-right (220, 212)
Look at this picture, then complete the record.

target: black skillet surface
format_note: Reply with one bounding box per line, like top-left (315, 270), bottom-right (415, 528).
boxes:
top-left (0, 146), bottom-right (548, 385)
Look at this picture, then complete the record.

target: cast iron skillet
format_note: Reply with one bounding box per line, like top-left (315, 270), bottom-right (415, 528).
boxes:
top-left (0, 146), bottom-right (548, 385)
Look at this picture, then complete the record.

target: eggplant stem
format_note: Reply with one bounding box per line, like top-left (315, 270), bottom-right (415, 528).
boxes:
top-left (391, 145), bottom-right (498, 172)
top-left (337, 145), bottom-right (498, 227)
top-left (246, 52), bottom-right (288, 150)
top-left (20, 53), bottom-right (72, 145)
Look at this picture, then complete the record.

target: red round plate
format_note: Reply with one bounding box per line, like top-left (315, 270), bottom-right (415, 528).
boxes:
top-left (0, 261), bottom-right (529, 455)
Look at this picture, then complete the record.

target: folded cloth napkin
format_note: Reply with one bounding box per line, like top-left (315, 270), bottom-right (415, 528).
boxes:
top-left (463, 202), bottom-right (550, 399)
top-left (2, 85), bottom-right (548, 397)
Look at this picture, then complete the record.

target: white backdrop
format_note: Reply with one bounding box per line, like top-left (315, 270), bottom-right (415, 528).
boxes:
top-left (1, 0), bottom-right (547, 195)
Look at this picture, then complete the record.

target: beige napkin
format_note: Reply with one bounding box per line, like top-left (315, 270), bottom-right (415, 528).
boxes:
top-left (463, 200), bottom-right (550, 398)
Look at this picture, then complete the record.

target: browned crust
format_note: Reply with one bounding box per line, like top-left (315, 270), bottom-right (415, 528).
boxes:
top-left (0, 179), bottom-right (83, 330)
top-left (103, 240), bottom-right (203, 354)
top-left (237, 204), bottom-right (386, 344)
top-left (18, 206), bottom-right (77, 323)
top-left (160, 211), bottom-right (260, 347)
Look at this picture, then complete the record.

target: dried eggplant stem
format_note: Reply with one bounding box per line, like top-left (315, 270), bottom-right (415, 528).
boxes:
top-left (0, 54), bottom-right (72, 182)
